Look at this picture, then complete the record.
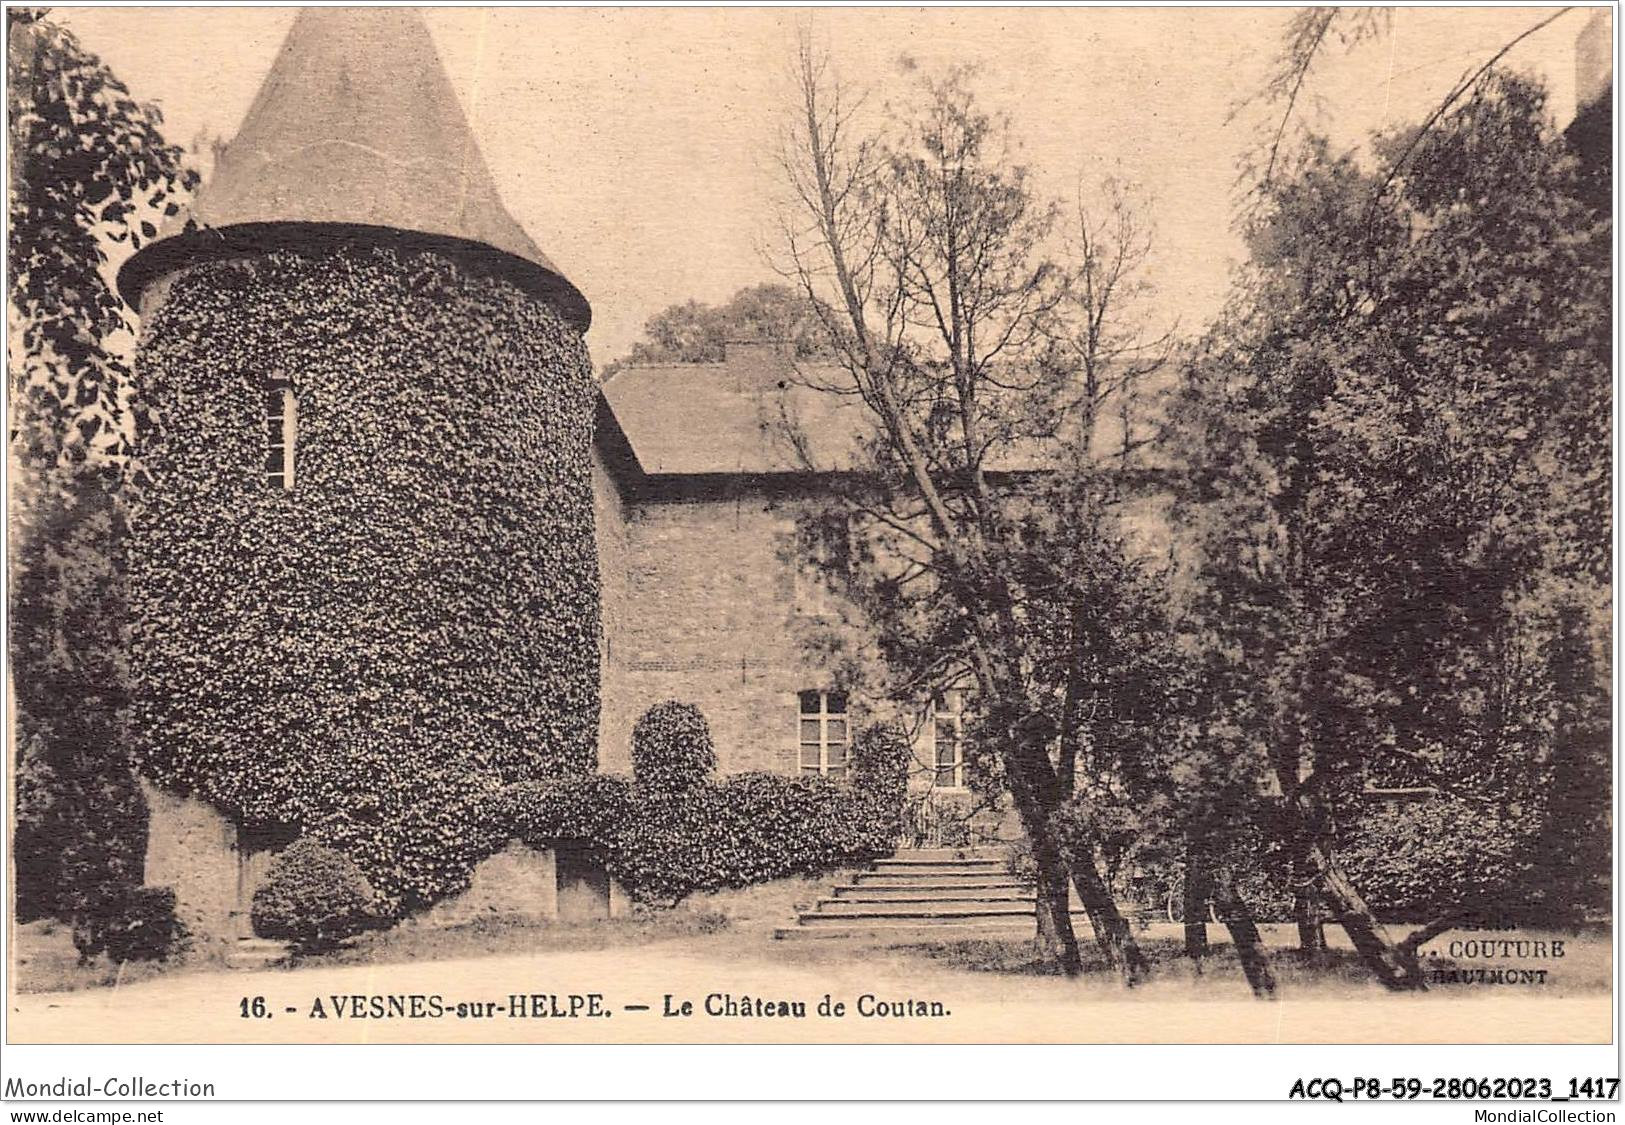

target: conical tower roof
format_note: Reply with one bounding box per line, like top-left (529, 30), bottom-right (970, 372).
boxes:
top-left (119, 7), bottom-right (589, 331)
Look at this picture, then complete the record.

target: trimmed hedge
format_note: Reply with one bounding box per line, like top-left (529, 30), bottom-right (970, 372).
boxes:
top-left (252, 837), bottom-right (378, 953)
top-left (486, 721), bottom-right (910, 908)
top-left (127, 245), bottom-right (600, 910)
top-left (491, 775), bottom-right (634, 843)
top-left (631, 701), bottom-right (717, 796)
top-left (613, 772), bottom-right (884, 905)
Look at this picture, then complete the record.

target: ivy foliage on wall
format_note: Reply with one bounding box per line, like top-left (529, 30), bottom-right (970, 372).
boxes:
top-left (127, 245), bottom-right (601, 911)
top-left (495, 712), bottom-right (910, 906)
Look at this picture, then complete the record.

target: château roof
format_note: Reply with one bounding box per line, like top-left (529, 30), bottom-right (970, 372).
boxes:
top-left (119, 7), bottom-right (589, 331)
top-left (596, 342), bottom-right (1161, 480)
top-left (600, 345), bottom-right (872, 477)
top-left (597, 341), bottom-right (1174, 486)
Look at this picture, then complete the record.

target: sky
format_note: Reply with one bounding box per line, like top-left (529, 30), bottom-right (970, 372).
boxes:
top-left (59, 5), bottom-right (1604, 367)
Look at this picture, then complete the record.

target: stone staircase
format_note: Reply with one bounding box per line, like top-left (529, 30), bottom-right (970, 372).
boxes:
top-left (225, 937), bottom-right (288, 970)
top-left (775, 848), bottom-right (1088, 941)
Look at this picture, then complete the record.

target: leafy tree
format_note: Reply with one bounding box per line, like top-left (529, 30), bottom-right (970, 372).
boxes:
top-left (1063, 174), bottom-right (1176, 467)
top-left (604, 282), bottom-right (831, 375)
top-left (1168, 70), bottom-right (1609, 988)
top-left (1236, 7), bottom-right (1576, 188)
top-left (8, 7), bottom-right (197, 475)
top-left (7, 8), bottom-right (195, 939)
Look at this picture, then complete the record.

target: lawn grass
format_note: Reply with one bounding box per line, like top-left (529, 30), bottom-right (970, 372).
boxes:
top-left (8, 869), bottom-right (849, 992)
top-left (11, 919), bottom-right (178, 994)
top-left (15, 871), bottom-right (1609, 1004)
top-left (880, 922), bottom-right (1613, 998)
top-left (309, 868), bottom-right (867, 971)
top-left (314, 906), bottom-right (732, 970)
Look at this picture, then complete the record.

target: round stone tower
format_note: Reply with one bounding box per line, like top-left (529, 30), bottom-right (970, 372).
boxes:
top-left (118, 9), bottom-right (599, 929)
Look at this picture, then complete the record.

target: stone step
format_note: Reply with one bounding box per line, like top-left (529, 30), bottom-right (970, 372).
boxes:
top-left (831, 881), bottom-right (1030, 898)
top-left (831, 883), bottom-right (1086, 906)
top-left (870, 863), bottom-right (1005, 877)
top-left (887, 848), bottom-right (1011, 862)
top-left (829, 888), bottom-right (1032, 903)
top-left (774, 921), bottom-right (1051, 942)
top-left (224, 938), bottom-right (288, 970)
top-left (872, 857), bottom-right (1004, 870)
top-left (813, 898), bottom-right (1036, 916)
top-left (798, 905), bottom-right (1086, 925)
top-left (852, 871), bottom-right (1018, 886)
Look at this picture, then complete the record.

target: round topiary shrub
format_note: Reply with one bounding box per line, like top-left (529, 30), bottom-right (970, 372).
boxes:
top-left (631, 701), bottom-right (717, 796)
top-left (251, 837), bottom-right (377, 954)
top-left (126, 244), bottom-right (601, 908)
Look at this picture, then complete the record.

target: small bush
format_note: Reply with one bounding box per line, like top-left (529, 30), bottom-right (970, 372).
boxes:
top-left (1338, 798), bottom-right (1540, 925)
top-left (901, 789), bottom-right (975, 849)
top-left (74, 886), bottom-right (186, 964)
top-left (631, 702), bottom-right (717, 796)
top-left (251, 837), bottom-right (377, 954)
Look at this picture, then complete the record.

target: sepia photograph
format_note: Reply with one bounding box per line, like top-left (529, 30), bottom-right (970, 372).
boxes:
top-left (1, 0), bottom-right (1616, 1107)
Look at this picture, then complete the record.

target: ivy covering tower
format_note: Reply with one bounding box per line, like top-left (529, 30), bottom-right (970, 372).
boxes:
top-left (117, 8), bottom-right (599, 917)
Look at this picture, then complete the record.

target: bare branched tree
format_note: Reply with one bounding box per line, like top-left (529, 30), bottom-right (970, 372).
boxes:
top-left (1067, 174), bottom-right (1176, 468)
top-left (772, 32), bottom-right (1165, 983)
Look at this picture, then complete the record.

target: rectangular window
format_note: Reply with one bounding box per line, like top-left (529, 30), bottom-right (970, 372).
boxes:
top-left (930, 689), bottom-right (968, 789)
top-left (798, 690), bottom-right (850, 779)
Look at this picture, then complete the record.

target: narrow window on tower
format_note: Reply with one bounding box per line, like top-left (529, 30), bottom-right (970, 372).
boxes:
top-left (264, 377), bottom-right (298, 490)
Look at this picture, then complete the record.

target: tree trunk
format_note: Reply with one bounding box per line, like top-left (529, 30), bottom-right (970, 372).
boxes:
top-left (1275, 780), bottom-right (1427, 990)
top-left (1281, 791), bottom-right (1427, 989)
top-left (1309, 840), bottom-right (1428, 990)
top-left (1293, 843), bottom-right (1326, 957)
top-left (1032, 840), bottom-right (1080, 972)
top-left (1183, 834), bottom-right (1211, 959)
top-left (1050, 604), bottom-right (1146, 984)
top-left (1213, 880), bottom-right (1276, 998)
top-left (1062, 839), bottom-right (1149, 985)
top-left (1294, 891), bottom-right (1326, 957)
top-left (1001, 746), bottom-right (1084, 977)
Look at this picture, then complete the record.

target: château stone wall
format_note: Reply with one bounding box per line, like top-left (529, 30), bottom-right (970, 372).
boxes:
top-left (595, 481), bottom-right (867, 778)
top-left (140, 781), bottom-right (248, 945)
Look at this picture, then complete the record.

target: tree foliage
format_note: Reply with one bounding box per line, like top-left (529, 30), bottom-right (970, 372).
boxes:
top-left (7, 7), bottom-right (197, 475)
top-left (1168, 70), bottom-right (1610, 980)
top-left (7, 8), bottom-right (194, 943)
top-left (10, 473), bottom-right (146, 937)
top-left (774, 43), bottom-right (1177, 981)
top-left (605, 282), bottom-right (832, 375)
